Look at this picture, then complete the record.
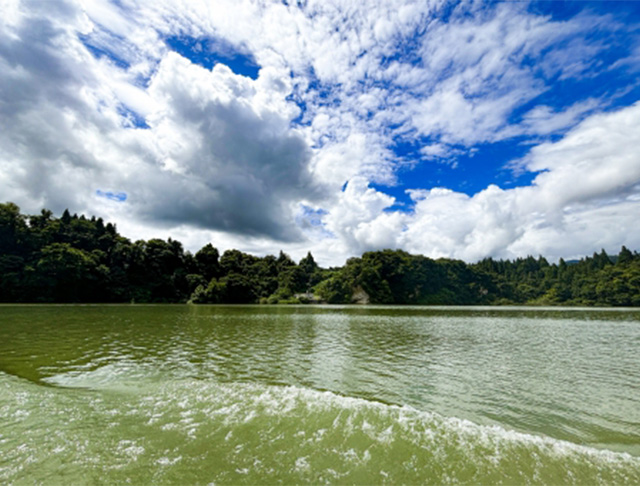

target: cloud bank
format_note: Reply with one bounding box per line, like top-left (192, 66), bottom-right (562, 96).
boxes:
top-left (1, 0), bottom-right (639, 265)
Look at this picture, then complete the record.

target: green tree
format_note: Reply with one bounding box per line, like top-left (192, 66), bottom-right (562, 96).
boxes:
top-left (314, 275), bottom-right (351, 303)
top-left (618, 246), bottom-right (634, 265)
top-left (195, 243), bottom-right (220, 281)
top-left (35, 243), bottom-right (100, 302)
top-left (0, 202), bottom-right (28, 255)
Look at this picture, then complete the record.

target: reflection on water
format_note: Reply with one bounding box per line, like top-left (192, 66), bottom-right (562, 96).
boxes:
top-left (1, 305), bottom-right (640, 483)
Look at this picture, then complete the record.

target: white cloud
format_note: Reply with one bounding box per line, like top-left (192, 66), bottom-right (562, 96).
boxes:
top-left (323, 177), bottom-right (400, 254)
top-left (524, 102), bottom-right (640, 208)
top-left (0, 1), bottom-right (323, 243)
top-left (399, 5), bottom-right (609, 145)
top-left (516, 99), bottom-right (601, 137)
top-left (349, 103), bottom-right (640, 263)
top-left (0, 0), bottom-right (638, 266)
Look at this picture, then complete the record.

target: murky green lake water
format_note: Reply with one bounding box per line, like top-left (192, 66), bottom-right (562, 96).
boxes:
top-left (1, 305), bottom-right (639, 484)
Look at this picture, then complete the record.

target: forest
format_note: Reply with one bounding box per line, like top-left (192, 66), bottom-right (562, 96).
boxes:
top-left (1, 202), bottom-right (639, 306)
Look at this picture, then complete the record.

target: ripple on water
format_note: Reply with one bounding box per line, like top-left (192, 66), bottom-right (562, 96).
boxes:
top-left (1, 305), bottom-right (640, 483)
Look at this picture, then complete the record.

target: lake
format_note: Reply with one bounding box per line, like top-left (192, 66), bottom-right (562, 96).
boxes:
top-left (1, 305), bottom-right (639, 484)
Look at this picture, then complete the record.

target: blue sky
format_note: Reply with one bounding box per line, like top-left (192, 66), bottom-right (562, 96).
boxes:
top-left (1, 0), bottom-right (640, 265)
top-left (152, 0), bottom-right (640, 204)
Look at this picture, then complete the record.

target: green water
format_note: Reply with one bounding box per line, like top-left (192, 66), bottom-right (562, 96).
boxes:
top-left (1, 305), bottom-right (639, 484)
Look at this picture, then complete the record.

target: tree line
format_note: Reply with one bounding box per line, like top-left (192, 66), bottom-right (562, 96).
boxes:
top-left (1, 202), bottom-right (639, 306)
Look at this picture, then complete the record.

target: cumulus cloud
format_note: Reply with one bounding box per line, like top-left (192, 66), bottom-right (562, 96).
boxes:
top-left (0, 0), bottom-right (323, 242)
top-left (133, 53), bottom-right (322, 240)
top-left (127, 0), bottom-right (616, 179)
top-left (376, 103), bottom-right (640, 262)
top-left (0, 0), bottom-right (639, 266)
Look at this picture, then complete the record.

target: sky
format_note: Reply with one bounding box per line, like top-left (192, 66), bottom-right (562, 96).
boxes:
top-left (1, 0), bottom-right (640, 266)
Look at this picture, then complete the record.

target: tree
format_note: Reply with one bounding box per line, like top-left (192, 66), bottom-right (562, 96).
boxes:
top-left (299, 252), bottom-right (322, 291)
top-left (61, 209), bottom-right (72, 225)
top-left (195, 243), bottom-right (220, 281)
top-left (220, 249), bottom-right (256, 275)
top-left (299, 252), bottom-right (318, 274)
top-left (2, 202), bottom-right (640, 307)
top-left (35, 243), bottom-right (99, 302)
top-left (276, 251), bottom-right (296, 273)
top-left (0, 202), bottom-right (27, 255)
top-left (618, 246), bottom-right (634, 265)
top-left (221, 273), bottom-right (256, 303)
top-left (314, 275), bottom-right (351, 303)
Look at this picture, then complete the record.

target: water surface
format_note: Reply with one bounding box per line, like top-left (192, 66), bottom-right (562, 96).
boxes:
top-left (1, 305), bottom-right (639, 484)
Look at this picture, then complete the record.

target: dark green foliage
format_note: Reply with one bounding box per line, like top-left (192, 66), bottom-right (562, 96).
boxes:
top-left (221, 273), bottom-right (256, 303)
top-left (276, 250), bottom-right (296, 273)
top-left (322, 251), bottom-right (488, 305)
top-left (618, 246), bottom-right (633, 266)
top-left (34, 243), bottom-right (101, 302)
top-left (1, 202), bottom-right (640, 306)
top-left (0, 202), bottom-right (28, 255)
top-left (314, 274), bottom-right (352, 303)
top-left (195, 244), bottom-right (220, 281)
top-left (220, 249), bottom-right (257, 275)
top-left (298, 252), bottom-right (322, 291)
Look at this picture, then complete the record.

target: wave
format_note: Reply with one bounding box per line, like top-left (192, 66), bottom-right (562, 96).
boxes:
top-left (1, 371), bottom-right (639, 484)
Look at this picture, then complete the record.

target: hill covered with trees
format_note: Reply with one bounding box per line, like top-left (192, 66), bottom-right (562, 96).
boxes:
top-left (1, 202), bottom-right (639, 306)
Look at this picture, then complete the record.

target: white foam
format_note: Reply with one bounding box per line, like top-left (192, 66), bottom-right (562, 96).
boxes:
top-left (176, 379), bottom-right (640, 468)
top-left (294, 456), bottom-right (310, 472)
top-left (116, 440), bottom-right (145, 461)
top-left (156, 456), bottom-right (182, 466)
top-left (3, 371), bottom-right (638, 484)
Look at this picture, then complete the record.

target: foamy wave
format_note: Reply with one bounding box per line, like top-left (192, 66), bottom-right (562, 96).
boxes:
top-left (140, 379), bottom-right (640, 483)
top-left (2, 372), bottom-right (639, 485)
